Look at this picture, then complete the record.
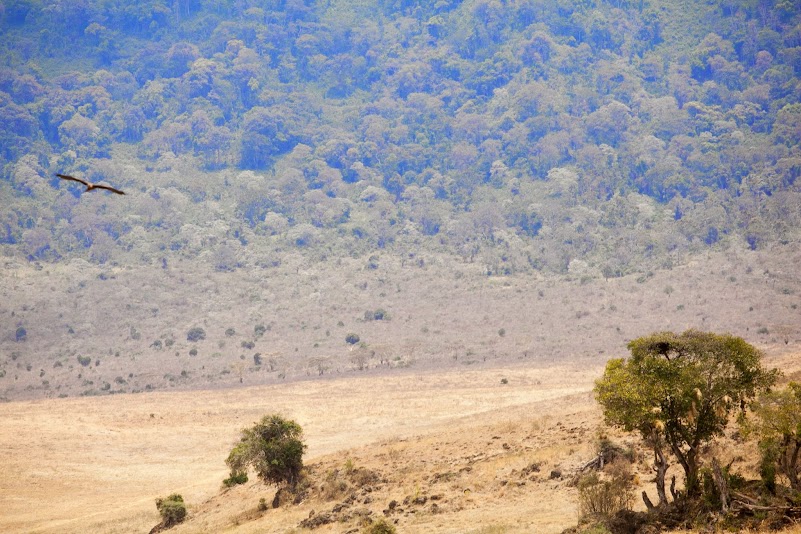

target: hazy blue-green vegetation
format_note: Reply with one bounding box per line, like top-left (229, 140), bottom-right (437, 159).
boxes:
top-left (1, 0), bottom-right (800, 275)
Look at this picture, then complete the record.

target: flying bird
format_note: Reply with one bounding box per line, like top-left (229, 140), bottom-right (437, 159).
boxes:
top-left (55, 173), bottom-right (126, 195)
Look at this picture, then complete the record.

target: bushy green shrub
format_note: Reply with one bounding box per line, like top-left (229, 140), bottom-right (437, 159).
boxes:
top-left (223, 470), bottom-right (248, 487)
top-left (155, 493), bottom-right (186, 526)
top-left (226, 414), bottom-right (306, 489)
top-left (187, 327), bottom-right (206, 342)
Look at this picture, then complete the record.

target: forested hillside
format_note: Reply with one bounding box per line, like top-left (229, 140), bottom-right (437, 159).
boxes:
top-left (2, 0), bottom-right (801, 275)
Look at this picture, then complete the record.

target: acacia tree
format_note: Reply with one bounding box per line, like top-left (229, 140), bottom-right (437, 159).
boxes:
top-left (742, 382), bottom-right (801, 492)
top-left (226, 414), bottom-right (306, 489)
top-left (595, 330), bottom-right (777, 507)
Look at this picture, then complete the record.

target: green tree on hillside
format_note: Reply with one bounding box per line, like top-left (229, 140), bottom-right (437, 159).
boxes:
top-left (595, 330), bottom-right (777, 507)
top-left (741, 382), bottom-right (801, 492)
top-left (225, 414), bottom-right (306, 489)
top-left (154, 493), bottom-right (187, 528)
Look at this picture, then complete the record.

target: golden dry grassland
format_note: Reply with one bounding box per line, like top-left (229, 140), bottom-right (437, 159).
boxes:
top-left (0, 362), bottom-right (603, 533)
top-left (3, 350), bottom-right (801, 534)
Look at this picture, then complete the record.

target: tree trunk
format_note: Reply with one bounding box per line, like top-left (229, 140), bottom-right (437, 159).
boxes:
top-left (651, 435), bottom-right (669, 507)
top-left (788, 441), bottom-right (801, 490)
top-left (712, 458), bottom-right (730, 512)
top-left (670, 438), bottom-right (700, 497)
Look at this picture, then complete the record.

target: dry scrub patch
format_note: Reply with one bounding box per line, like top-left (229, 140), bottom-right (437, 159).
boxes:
top-left (0, 363), bottom-right (600, 534)
top-left (2, 246), bottom-right (800, 402)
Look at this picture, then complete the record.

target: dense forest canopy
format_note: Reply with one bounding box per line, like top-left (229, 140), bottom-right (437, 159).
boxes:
top-left (1, 0), bottom-right (800, 275)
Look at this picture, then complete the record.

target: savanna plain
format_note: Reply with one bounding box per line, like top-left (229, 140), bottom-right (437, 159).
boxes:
top-left (1, 247), bottom-right (800, 534)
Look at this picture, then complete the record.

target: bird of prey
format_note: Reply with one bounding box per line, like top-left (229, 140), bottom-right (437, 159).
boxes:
top-left (55, 173), bottom-right (126, 195)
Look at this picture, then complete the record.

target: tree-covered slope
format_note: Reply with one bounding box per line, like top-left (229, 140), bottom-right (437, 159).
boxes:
top-left (1, 0), bottom-right (800, 275)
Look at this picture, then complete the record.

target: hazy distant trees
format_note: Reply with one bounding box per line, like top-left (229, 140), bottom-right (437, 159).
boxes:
top-left (2, 0), bottom-right (801, 272)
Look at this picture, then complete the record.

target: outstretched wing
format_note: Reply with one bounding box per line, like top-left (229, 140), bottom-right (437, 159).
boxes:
top-left (93, 184), bottom-right (126, 195)
top-left (56, 173), bottom-right (90, 188)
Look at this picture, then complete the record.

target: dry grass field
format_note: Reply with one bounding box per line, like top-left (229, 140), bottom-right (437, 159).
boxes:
top-left (0, 362), bottom-right (600, 534)
top-left (2, 349), bottom-right (801, 534)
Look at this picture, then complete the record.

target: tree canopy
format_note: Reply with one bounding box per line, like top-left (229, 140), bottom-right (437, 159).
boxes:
top-left (595, 330), bottom-right (778, 504)
top-left (742, 382), bottom-right (801, 492)
top-left (225, 414), bottom-right (306, 489)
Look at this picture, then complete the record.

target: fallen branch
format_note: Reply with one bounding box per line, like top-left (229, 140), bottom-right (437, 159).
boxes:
top-left (732, 492), bottom-right (758, 505)
top-left (731, 499), bottom-right (801, 517)
top-left (580, 455), bottom-right (603, 471)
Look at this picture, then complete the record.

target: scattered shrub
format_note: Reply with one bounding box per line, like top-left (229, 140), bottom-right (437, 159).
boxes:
top-left (223, 470), bottom-right (248, 487)
top-left (186, 327), bottom-right (206, 342)
top-left (77, 355), bottom-right (91, 367)
top-left (225, 327), bottom-right (236, 337)
top-left (577, 470), bottom-right (632, 519)
top-left (189, 347), bottom-right (198, 356)
top-left (253, 353), bottom-right (262, 366)
top-left (15, 327), bottom-right (26, 342)
top-left (155, 493), bottom-right (186, 527)
top-left (364, 518), bottom-right (397, 534)
top-left (254, 324), bottom-right (267, 337)
top-left (345, 333), bottom-right (360, 345)
top-left (241, 340), bottom-right (255, 349)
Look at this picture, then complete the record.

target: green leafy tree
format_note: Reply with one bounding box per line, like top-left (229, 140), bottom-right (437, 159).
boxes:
top-left (742, 382), bottom-right (801, 492)
top-left (226, 414), bottom-right (306, 489)
top-left (595, 330), bottom-right (777, 506)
